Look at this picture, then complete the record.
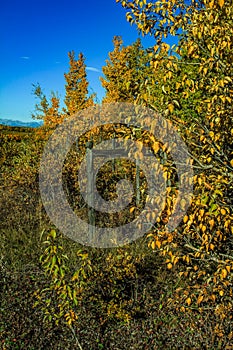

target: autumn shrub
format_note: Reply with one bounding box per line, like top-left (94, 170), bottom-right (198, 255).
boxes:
top-left (117, 0), bottom-right (233, 323)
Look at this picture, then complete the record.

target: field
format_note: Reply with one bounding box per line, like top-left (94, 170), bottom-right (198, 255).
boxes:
top-left (0, 125), bottom-right (232, 349)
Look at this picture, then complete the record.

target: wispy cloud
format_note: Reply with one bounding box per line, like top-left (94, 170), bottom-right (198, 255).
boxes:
top-left (86, 66), bottom-right (101, 73)
top-left (20, 56), bottom-right (30, 60)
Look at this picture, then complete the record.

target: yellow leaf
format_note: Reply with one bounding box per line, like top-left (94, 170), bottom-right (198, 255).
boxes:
top-left (167, 263), bottom-right (173, 269)
top-left (200, 135), bottom-right (205, 142)
top-left (209, 0), bottom-right (214, 8)
top-left (168, 103), bottom-right (174, 113)
top-left (197, 295), bottom-right (204, 305)
top-left (151, 241), bottom-right (156, 250)
top-left (153, 61), bottom-right (159, 69)
top-left (226, 266), bottom-right (231, 273)
top-left (211, 294), bottom-right (216, 302)
top-left (130, 207), bottom-right (135, 214)
top-left (230, 159), bottom-right (233, 167)
top-left (209, 131), bottom-right (215, 139)
top-left (199, 209), bottom-right (205, 217)
top-left (188, 45), bottom-right (195, 56)
top-left (210, 148), bottom-right (215, 155)
top-left (218, 0), bottom-right (224, 7)
top-left (153, 141), bottom-right (160, 153)
top-left (221, 269), bottom-right (227, 279)
top-left (186, 297), bottom-right (192, 306)
top-left (202, 225), bottom-right (207, 233)
top-left (209, 219), bottom-right (214, 229)
top-left (219, 290), bottom-right (224, 296)
top-left (198, 177), bottom-right (202, 185)
top-left (50, 229), bottom-right (56, 239)
top-left (147, 233), bottom-right (154, 238)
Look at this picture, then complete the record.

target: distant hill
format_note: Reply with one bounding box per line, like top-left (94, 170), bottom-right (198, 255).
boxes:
top-left (0, 118), bottom-right (43, 128)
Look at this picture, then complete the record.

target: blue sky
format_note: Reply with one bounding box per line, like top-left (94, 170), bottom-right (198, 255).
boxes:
top-left (0, 0), bottom-right (157, 122)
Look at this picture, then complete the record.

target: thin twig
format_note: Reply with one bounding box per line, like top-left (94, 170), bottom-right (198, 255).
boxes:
top-left (70, 325), bottom-right (83, 350)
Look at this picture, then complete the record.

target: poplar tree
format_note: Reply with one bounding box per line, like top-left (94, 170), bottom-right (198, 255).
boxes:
top-left (101, 36), bottom-right (150, 103)
top-left (64, 51), bottom-right (95, 115)
top-left (32, 83), bottom-right (62, 131)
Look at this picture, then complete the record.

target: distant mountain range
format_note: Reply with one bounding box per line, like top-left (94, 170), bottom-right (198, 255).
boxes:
top-left (0, 118), bottom-right (43, 128)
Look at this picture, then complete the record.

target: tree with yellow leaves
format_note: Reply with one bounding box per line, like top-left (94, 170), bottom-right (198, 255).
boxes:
top-left (64, 51), bottom-right (95, 115)
top-left (101, 36), bottom-right (151, 103)
top-left (32, 84), bottom-right (63, 132)
top-left (117, 0), bottom-right (233, 318)
top-left (32, 51), bottom-right (96, 133)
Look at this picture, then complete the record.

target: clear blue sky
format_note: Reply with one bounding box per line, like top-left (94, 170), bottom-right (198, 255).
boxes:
top-left (0, 0), bottom-right (157, 122)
